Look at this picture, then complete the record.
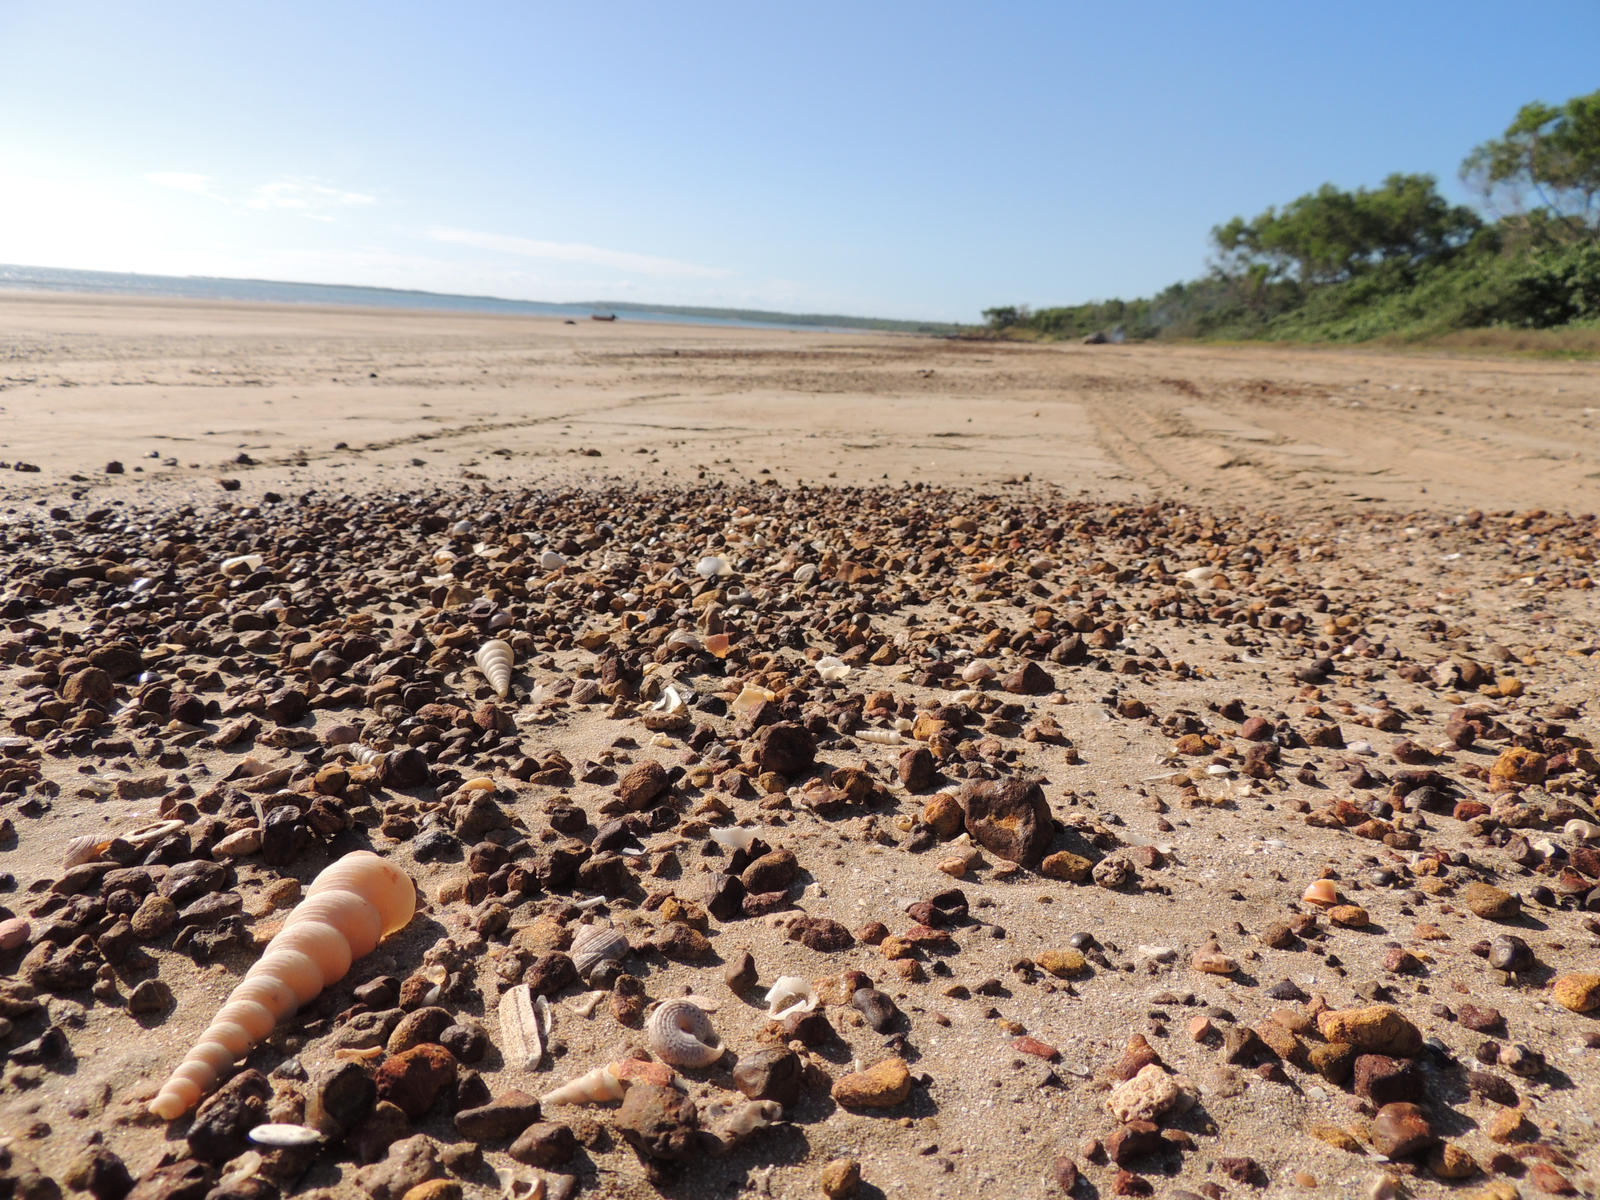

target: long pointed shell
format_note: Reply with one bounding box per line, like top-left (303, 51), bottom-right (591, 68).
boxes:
top-left (498, 984), bottom-right (552, 1071)
top-left (475, 639), bottom-right (514, 699)
top-left (569, 924), bottom-right (629, 978)
top-left (539, 1063), bottom-right (625, 1106)
top-left (646, 999), bottom-right (722, 1068)
top-left (148, 851), bottom-right (415, 1120)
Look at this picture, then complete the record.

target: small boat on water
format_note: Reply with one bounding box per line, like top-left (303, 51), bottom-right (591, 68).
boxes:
top-left (590, 312), bottom-right (617, 322)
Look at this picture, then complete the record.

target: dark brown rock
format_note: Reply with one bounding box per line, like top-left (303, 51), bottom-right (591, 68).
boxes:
top-left (374, 1044), bottom-right (457, 1119)
top-left (615, 1084), bottom-right (699, 1161)
top-left (1001, 662), bottom-right (1055, 695)
top-left (732, 1047), bottom-right (803, 1107)
top-left (187, 1069), bottom-right (271, 1162)
top-left (1371, 1102), bottom-right (1435, 1159)
top-left (616, 761), bottom-right (670, 810)
top-left (755, 723), bottom-right (816, 774)
top-left (508, 1121), bottom-right (577, 1167)
top-left (455, 1090), bottom-right (542, 1141)
top-left (960, 778), bottom-right (1054, 864)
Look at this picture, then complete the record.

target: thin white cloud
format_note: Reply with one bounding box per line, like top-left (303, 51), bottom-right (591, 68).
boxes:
top-left (145, 171), bottom-right (222, 198)
top-left (143, 172), bottom-right (375, 220)
top-left (249, 179), bottom-right (377, 212)
top-left (429, 226), bottom-right (731, 279)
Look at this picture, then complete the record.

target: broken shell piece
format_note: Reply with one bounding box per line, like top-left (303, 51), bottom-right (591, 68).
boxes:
top-left (570, 990), bottom-right (608, 1018)
top-left (474, 639), bottom-right (514, 700)
top-left (709, 826), bottom-right (758, 853)
top-left (539, 549), bottom-right (567, 571)
top-left (539, 1063), bottom-right (625, 1106)
top-left (815, 656), bottom-right (850, 682)
top-left (856, 728), bottom-right (903, 746)
top-left (646, 999), bottom-right (722, 1068)
top-left (764, 975), bottom-right (817, 1020)
top-left (729, 683), bottom-right (775, 716)
top-left (1564, 819), bottom-right (1600, 842)
top-left (641, 685), bottom-right (689, 732)
top-left (704, 1098), bottom-right (784, 1154)
top-left (247, 1123), bottom-right (323, 1148)
top-left (63, 834), bottom-right (110, 869)
top-left (123, 819), bottom-right (186, 849)
top-left (569, 924), bottom-right (630, 979)
top-left (1302, 878), bottom-right (1339, 907)
top-left (495, 1168), bottom-right (547, 1200)
top-left (696, 555), bottom-right (732, 579)
top-left (704, 633), bottom-right (732, 658)
top-left (221, 554), bottom-right (264, 577)
top-left (498, 984), bottom-right (552, 1071)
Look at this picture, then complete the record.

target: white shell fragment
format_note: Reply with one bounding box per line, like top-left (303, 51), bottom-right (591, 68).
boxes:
top-left (764, 976), bottom-right (817, 1020)
top-left (696, 555), bottom-right (732, 579)
top-left (498, 984), bottom-right (552, 1071)
top-left (539, 549), bottom-right (567, 570)
top-left (815, 656), bottom-right (850, 682)
top-left (247, 1123), bottom-right (323, 1148)
top-left (709, 826), bottom-right (758, 852)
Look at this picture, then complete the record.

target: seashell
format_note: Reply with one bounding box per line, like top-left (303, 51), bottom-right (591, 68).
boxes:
top-left (961, 661), bottom-right (995, 684)
top-left (495, 1168), bottom-right (547, 1200)
top-left (247, 1123), bottom-right (323, 1148)
top-left (664, 630), bottom-right (702, 653)
top-left (213, 828), bottom-right (262, 858)
top-left (498, 984), bottom-right (553, 1071)
top-left (704, 633), bottom-right (731, 658)
top-left (764, 976), bottom-right (817, 1020)
top-left (539, 1062), bottom-right (626, 1106)
top-left (349, 744), bottom-right (384, 767)
top-left (148, 851), bottom-right (415, 1120)
top-left (475, 639), bottom-right (514, 699)
top-left (646, 999), bottom-right (722, 1068)
top-left (709, 826), bottom-right (757, 853)
top-left (1182, 565), bottom-right (1222, 586)
top-left (815, 656), bottom-right (850, 682)
top-left (641, 686), bottom-right (689, 732)
top-left (221, 554), bottom-right (263, 577)
top-left (856, 728), bottom-right (903, 746)
top-left (570, 924), bottom-right (630, 978)
top-left (571, 990), bottom-right (608, 1018)
top-left (1301, 878), bottom-right (1339, 907)
top-left (449, 519), bottom-right (473, 535)
top-left (125, 819), bottom-right (186, 847)
top-left (462, 776), bottom-right (497, 793)
top-left (729, 683), bottom-right (774, 716)
top-left (0, 917), bottom-right (30, 951)
top-left (704, 1098), bottom-right (784, 1154)
top-left (540, 549), bottom-right (567, 570)
top-left (1565, 819), bottom-right (1600, 842)
top-left (63, 834), bottom-right (110, 869)
top-left (695, 555), bottom-right (732, 579)
top-left (334, 1045), bottom-right (384, 1063)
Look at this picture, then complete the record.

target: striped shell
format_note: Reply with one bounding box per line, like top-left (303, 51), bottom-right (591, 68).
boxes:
top-left (475, 639), bottom-right (514, 699)
top-left (147, 851), bottom-right (415, 1120)
top-left (646, 999), bottom-right (722, 1068)
top-left (569, 924), bottom-right (629, 978)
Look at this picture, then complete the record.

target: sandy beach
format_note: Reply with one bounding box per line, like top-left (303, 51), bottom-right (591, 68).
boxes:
top-left (5, 292), bottom-right (1599, 514)
top-left (1, 295), bottom-right (1598, 1200)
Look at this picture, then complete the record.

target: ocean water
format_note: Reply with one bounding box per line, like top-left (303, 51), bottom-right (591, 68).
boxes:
top-left (0, 264), bottom-right (836, 332)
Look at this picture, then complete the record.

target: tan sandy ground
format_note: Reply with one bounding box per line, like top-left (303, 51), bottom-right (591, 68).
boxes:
top-left (3, 292), bottom-right (1598, 514)
top-left (1, 295), bottom-right (1599, 1200)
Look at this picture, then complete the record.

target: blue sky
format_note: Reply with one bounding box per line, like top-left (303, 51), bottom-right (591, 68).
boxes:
top-left (2, 1), bottom-right (1596, 321)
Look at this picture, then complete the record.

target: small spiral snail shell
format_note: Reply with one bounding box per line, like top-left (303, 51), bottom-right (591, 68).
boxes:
top-left (646, 998), bottom-right (722, 1068)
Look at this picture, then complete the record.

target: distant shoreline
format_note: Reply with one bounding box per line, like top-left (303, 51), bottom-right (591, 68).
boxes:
top-left (0, 263), bottom-right (962, 335)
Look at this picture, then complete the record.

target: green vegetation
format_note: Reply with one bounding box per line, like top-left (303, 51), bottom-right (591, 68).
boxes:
top-left (985, 88), bottom-right (1600, 347)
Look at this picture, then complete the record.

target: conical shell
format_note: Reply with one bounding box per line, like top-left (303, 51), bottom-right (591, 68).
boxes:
top-left (475, 639), bottom-right (514, 699)
top-left (539, 1063), bottom-right (625, 1106)
top-left (646, 999), bottom-right (722, 1068)
top-left (569, 924), bottom-right (629, 978)
top-left (148, 852), bottom-right (415, 1120)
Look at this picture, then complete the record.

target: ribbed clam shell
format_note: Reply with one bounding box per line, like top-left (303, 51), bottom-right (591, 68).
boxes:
top-left (569, 924), bottom-right (629, 978)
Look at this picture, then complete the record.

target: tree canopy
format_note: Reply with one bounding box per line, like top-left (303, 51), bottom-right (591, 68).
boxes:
top-left (1210, 174), bottom-right (1481, 285)
top-left (1461, 89), bottom-right (1600, 240)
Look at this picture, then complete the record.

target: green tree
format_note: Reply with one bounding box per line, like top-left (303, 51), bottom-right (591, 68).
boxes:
top-left (1462, 88), bottom-right (1600, 240)
top-left (1211, 174), bottom-right (1480, 284)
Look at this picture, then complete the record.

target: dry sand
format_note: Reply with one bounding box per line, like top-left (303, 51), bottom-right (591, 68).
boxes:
top-left (1, 295), bottom-right (1598, 1200)
top-left (4, 292), bottom-right (1598, 513)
